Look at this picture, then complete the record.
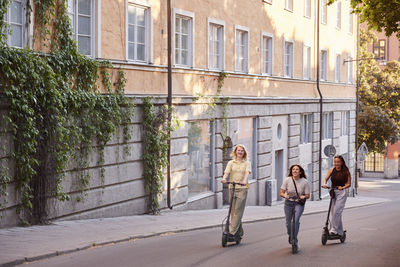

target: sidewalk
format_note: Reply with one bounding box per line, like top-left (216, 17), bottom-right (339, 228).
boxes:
top-left (0, 195), bottom-right (389, 266)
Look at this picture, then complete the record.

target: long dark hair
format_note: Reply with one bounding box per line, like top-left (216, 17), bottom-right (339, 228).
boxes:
top-left (288, 164), bottom-right (307, 179)
top-left (334, 155), bottom-right (349, 173)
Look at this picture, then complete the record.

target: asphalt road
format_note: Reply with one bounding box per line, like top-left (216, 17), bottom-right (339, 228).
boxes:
top-left (24, 178), bottom-right (400, 267)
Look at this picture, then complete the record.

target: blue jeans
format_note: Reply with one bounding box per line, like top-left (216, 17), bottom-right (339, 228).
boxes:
top-left (284, 200), bottom-right (305, 245)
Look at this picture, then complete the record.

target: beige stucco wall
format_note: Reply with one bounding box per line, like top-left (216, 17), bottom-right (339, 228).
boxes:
top-left (100, 0), bottom-right (357, 98)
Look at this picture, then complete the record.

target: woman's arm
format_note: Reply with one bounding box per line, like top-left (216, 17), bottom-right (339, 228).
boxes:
top-left (339, 171), bottom-right (352, 190)
top-left (221, 172), bottom-right (229, 184)
top-left (280, 189), bottom-right (289, 199)
top-left (241, 170), bottom-right (250, 185)
top-left (322, 168), bottom-right (333, 188)
top-left (300, 194), bottom-right (310, 200)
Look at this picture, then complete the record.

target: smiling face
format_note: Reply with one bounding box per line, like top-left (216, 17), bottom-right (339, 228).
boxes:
top-left (291, 165), bottom-right (301, 178)
top-left (236, 146), bottom-right (245, 159)
top-left (334, 157), bottom-right (343, 170)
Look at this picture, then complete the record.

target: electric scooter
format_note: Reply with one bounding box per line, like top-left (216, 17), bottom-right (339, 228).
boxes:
top-left (221, 181), bottom-right (246, 247)
top-left (321, 186), bottom-right (346, 245)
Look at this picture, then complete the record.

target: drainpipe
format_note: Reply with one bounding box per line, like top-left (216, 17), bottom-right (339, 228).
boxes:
top-left (354, 13), bottom-right (360, 196)
top-left (167, 0), bottom-right (173, 209)
top-left (317, 0), bottom-right (323, 200)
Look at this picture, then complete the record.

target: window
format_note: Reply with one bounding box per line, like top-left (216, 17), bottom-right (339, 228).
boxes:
top-left (237, 118), bottom-right (254, 179)
top-left (261, 33), bottom-right (273, 75)
top-left (188, 121), bottom-right (212, 197)
top-left (348, 10), bottom-right (353, 34)
top-left (68, 0), bottom-right (95, 56)
top-left (321, 0), bottom-right (327, 24)
top-left (235, 26), bottom-right (249, 72)
top-left (341, 111), bottom-right (350, 136)
top-left (322, 112), bottom-right (333, 140)
top-left (127, 4), bottom-right (149, 62)
top-left (263, 0), bottom-right (272, 4)
top-left (304, 0), bottom-right (311, 18)
top-left (320, 50), bottom-right (328, 81)
top-left (174, 10), bottom-right (194, 67)
top-left (347, 56), bottom-right (353, 83)
top-left (335, 53), bottom-right (341, 82)
top-left (285, 0), bottom-right (293, 11)
top-left (336, 1), bottom-right (341, 29)
top-left (208, 19), bottom-right (224, 70)
top-left (284, 41), bottom-right (294, 78)
top-left (301, 114), bottom-right (313, 144)
top-left (303, 45), bottom-right (311, 80)
top-left (3, 0), bottom-right (27, 48)
top-left (373, 39), bottom-right (386, 61)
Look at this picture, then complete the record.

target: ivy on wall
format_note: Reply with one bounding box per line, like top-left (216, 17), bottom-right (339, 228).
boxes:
top-left (142, 97), bottom-right (173, 214)
top-left (0, 0), bottom-right (134, 224)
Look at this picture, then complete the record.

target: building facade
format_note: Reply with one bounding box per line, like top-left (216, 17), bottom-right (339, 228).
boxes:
top-left (0, 0), bottom-right (358, 227)
top-left (362, 26), bottom-right (400, 178)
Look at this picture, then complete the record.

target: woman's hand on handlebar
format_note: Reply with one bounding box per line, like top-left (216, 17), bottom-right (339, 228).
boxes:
top-left (322, 184), bottom-right (328, 189)
top-left (221, 178), bottom-right (227, 184)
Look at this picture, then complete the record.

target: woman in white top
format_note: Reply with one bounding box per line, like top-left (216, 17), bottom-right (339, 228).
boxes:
top-left (280, 164), bottom-right (310, 250)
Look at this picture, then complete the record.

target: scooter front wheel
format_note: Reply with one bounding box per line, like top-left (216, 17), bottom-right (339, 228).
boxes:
top-left (321, 233), bottom-right (328, 245)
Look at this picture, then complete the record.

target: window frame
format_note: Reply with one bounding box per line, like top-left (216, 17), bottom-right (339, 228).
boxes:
top-left (373, 39), bottom-right (386, 61)
top-left (234, 24), bottom-right (250, 73)
top-left (340, 111), bottom-right (350, 136)
top-left (3, 0), bottom-right (28, 48)
top-left (336, 1), bottom-right (342, 30)
top-left (303, 43), bottom-right (311, 80)
top-left (207, 17), bottom-right (225, 71)
top-left (285, 0), bottom-right (293, 12)
top-left (321, 0), bottom-right (327, 24)
top-left (347, 55), bottom-right (353, 84)
top-left (261, 32), bottom-right (273, 76)
top-left (283, 39), bottom-right (294, 78)
top-left (320, 49), bottom-right (328, 81)
top-left (322, 112), bottom-right (333, 140)
top-left (300, 114), bottom-right (313, 144)
top-left (173, 8), bottom-right (195, 68)
top-left (335, 52), bottom-right (341, 83)
top-left (126, 0), bottom-right (153, 63)
top-left (348, 9), bottom-right (353, 34)
top-left (68, 0), bottom-right (97, 57)
top-left (304, 0), bottom-right (311, 18)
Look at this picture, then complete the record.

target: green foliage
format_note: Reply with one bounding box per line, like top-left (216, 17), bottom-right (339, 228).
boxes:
top-left (0, 0), bottom-right (134, 224)
top-left (358, 29), bottom-right (400, 152)
top-left (328, 0), bottom-right (400, 37)
top-left (142, 97), bottom-right (172, 214)
top-left (195, 71), bottom-right (230, 137)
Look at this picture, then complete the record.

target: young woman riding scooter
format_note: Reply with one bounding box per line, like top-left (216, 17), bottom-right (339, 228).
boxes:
top-left (221, 144), bottom-right (251, 242)
top-left (322, 155), bottom-right (352, 237)
top-left (280, 165), bottom-right (310, 253)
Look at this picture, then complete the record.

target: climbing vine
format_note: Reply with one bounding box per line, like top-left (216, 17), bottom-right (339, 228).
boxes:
top-left (142, 97), bottom-right (173, 214)
top-left (0, 0), bottom-right (134, 224)
top-left (195, 71), bottom-right (230, 138)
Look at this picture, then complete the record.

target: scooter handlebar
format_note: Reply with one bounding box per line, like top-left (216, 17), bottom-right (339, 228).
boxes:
top-left (226, 181), bottom-right (247, 186)
top-left (321, 186), bottom-right (339, 189)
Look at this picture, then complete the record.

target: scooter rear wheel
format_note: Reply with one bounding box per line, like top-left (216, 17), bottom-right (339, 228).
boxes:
top-left (321, 233), bottom-right (328, 245)
top-left (340, 232), bottom-right (346, 243)
top-left (292, 244), bottom-right (298, 254)
top-left (222, 234), bottom-right (227, 247)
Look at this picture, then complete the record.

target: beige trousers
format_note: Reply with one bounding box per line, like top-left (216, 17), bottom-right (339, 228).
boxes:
top-left (229, 188), bottom-right (248, 236)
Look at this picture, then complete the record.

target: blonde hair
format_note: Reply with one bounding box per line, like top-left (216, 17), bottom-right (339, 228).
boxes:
top-left (231, 144), bottom-right (248, 161)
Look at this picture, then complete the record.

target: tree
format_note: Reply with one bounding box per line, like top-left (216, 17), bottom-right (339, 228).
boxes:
top-left (328, 0), bottom-right (400, 37)
top-left (357, 29), bottom-right (400, 152)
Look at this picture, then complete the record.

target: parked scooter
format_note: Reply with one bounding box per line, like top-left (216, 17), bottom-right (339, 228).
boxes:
top-left (221, 181), bottom-right (246, 247)
top-left (321, 186), bottom-right (347, 245)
